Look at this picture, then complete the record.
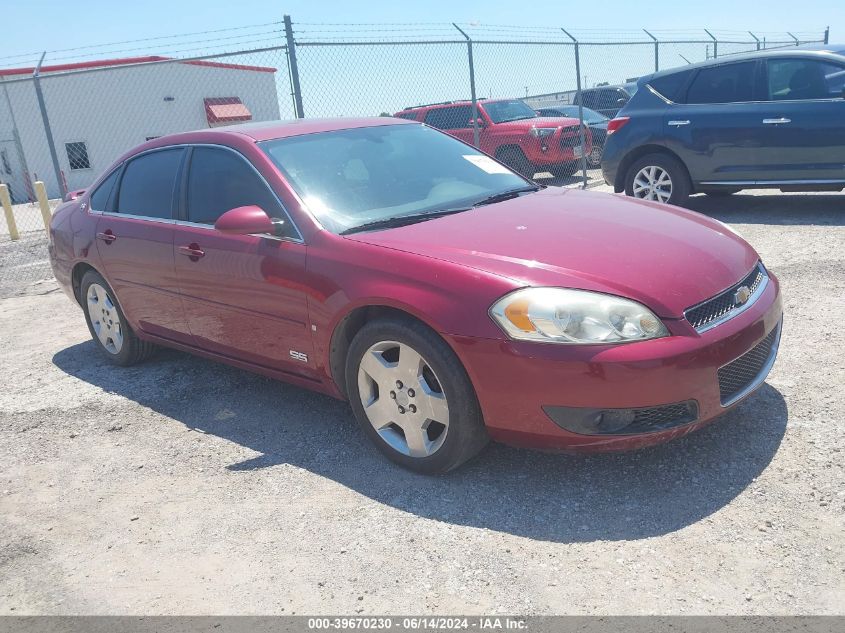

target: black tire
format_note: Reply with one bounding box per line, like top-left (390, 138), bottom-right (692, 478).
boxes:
top-left (80, 270), bottom-right (156, 366)
top-left (345, 316), bottom-right (489, 474)
top-left (549, 162), bottom-right (579, 179)
top-left (703, 188), bottom-right (741, 197)
top-left (496, 147), bottom-right (534, 179)
top-left (624, 152), bottom-right (691, 207)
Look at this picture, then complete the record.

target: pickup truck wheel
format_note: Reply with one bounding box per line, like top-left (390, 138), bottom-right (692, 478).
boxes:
top-left (496, 148), bottom-right (534, 179)
top-left (624, 153), bottom-right (691, 207)
top-left (549, 162), bottom-right (579, 178)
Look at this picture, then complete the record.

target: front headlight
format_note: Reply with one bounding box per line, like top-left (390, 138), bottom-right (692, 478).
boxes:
top-left (530, 127), bottom-right (557, 138)
top-left (490, 287), bottom-right (669, 344)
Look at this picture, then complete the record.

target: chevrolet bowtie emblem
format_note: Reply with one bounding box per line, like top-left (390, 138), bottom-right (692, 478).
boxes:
top-left (734, 285), bottom-right (752, 306)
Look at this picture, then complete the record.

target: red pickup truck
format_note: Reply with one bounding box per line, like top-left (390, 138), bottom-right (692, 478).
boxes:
top-left (395, 98), bottom-right (591, 178)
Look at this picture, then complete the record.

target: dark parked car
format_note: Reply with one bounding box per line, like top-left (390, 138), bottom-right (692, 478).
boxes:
top-left (602, 45), bottom-right (845, 206)
top-left (537, 105), bottom-right (608, 166)
top-left (49, 118), bottom-right (781, 474)
top-left (574, 83), bottom-right (639, 118)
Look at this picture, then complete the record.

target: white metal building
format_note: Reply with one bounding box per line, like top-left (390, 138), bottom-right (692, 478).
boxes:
top-left (0, 56), bottom-right (281, 201)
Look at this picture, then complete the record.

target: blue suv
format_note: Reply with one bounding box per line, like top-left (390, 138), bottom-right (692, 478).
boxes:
top-left (601, 46), bottom-right (845, 206)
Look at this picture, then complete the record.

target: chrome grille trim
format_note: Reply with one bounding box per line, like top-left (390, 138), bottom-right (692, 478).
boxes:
top-left (684, 263), bottom-right (768, 333)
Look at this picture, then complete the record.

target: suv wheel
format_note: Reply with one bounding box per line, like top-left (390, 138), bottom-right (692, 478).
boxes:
top-left (496, 147), bottom-right (534, 179)
top-left (549, 162), bottom-right (579, 179)
top-left (624, 153), bottom-right (691, 206)
top-left (346, 316), bottom-right (489, 474)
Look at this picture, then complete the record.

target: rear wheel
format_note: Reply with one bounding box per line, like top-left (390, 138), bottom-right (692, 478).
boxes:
top-left (624, 152), bottom-right (691, 207)
top-left (81, 270), bottom-right (155, 366)
top-left (346, 317), bottom-right (488, 474)
top-left (496, 147), bottom-right (534, 179)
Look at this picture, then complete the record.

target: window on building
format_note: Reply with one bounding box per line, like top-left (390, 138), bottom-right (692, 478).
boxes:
top-left (65, 142), bottom-right (91, 170)
top-left (186, 147), bottom-right (281, 225)
top-left (116, 148), bottom-right (184, 219)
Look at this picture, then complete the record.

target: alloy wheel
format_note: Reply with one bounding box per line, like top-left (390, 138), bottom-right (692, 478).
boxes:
top-left (632, 165), bottom-right (673, 203)
top-left (86, 283), bottom-right (124, 354)
top-left (357, 340), bottom-right (450, 458)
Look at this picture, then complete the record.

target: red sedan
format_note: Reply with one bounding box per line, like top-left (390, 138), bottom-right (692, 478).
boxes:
top-left (48, 118), bottom-right (782, 474)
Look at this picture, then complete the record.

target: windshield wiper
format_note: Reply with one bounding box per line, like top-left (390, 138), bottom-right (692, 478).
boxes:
top-left (499, 115), bottom-right (536, 123)
top-left (340, 207), bottom-right (472, 235)
top-left (471, 185), bottom-right (541, 208)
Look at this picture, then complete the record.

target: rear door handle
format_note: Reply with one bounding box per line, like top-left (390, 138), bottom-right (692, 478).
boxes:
top-left (96, 230), bottom-right (116, 244)
top-left (178, 244), bottom-right (205, 260)
top-left (763, 118), bottom-right (791, 124)
top-left (668, 120), bottom-right (690, 126)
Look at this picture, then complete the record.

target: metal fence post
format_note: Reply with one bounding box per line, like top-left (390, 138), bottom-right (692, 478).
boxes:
top-left (562, 29), bottom-right (587, 190)
top-left (284, 15), bottom-right (305, 118)
top-left (787, 32), bottom-right (800, 46)
top-left (452, 24), bottom-right (479, 148)
top-left (749, 31), bottom-right (761, 51)
top-left (824, 26), bottom-right (830, 45)
top-left (32, 52), bottom-right (66, 198)
top-left (704, 30), bottom-right (717, 58)
top-left (643, 30), bottom-right (659, 72)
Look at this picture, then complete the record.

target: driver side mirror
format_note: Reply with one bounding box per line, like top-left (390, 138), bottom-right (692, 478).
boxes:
top-left (214, 205), bottom-right (284, 237)
top-left (469, 117), bottom-right (485, 128)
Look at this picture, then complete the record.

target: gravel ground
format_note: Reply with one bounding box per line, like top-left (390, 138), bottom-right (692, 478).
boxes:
top-left (0, 189), bottom-right (843, 615)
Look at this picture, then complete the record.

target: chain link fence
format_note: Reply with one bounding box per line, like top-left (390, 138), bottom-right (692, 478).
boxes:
top-left (0, 18), bottom-right (828, 292)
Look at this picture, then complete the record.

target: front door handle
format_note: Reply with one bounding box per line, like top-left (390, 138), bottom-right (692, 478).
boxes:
top-left (763, 118), bottom-right (791, 124)
top-left (668, 120), bottom-right (690, 127)
top-left (178, 244), bottom-right (205, 260)
top-left (96, 230), bottom-right (117, 244)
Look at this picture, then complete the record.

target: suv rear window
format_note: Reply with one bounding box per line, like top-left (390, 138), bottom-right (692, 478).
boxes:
top-left (685, 62), bottom-right (756, 104)
top-left (423, 106), bottom-right (473, 130)
top-left (648, 70), bottom-right (692, 102)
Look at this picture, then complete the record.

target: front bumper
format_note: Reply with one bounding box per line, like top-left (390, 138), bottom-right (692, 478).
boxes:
top-left (447, 272), bottom-right (783, 451)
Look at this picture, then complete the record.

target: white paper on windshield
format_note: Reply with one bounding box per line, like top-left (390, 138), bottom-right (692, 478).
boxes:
top-left (463, 154), bottom-right (512, 174)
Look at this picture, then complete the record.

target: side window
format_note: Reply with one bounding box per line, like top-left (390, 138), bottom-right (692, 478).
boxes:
top-left (648, 70), bottom-right (692, 102)
top-left (580, 92), bottom-right (598, 109)
top-left (766, 59), bottom-right (844, 101)
top-left (186, 147), bottom-right (282, 225)
top-left (89, 169), bottom-right (120, 212)
top-left (116, 148), bottom-right (183, 219)
top-left (685, 62), bottom-right (756, 104)
top-left (423, 106), bottom-right (473, 130)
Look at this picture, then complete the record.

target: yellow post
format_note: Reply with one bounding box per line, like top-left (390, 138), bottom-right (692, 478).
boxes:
top-left (34, 181), bottom-right (52, 231)
top-left (0, 183), bottom-right (20, 241)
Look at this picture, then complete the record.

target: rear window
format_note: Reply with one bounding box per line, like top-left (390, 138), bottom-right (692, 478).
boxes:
top-left (685, 62), bottom-right (756, 104)
top-left (423, 106), bottom-right (473, 130)
top-left (648, 70), bottom-right (693, 102)
top-left (116, 149), bottom-right (184, 219)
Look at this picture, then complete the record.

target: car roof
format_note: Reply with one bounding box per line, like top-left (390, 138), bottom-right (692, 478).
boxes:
top-left (167, 117), bottom-right (416, 144)
top-left (643, 45), bottom-right (845, 83)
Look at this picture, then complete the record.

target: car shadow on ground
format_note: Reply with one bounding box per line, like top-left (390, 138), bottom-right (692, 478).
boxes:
top-left (684, 192), bottom-right (845, 226)
top-left (53, 341), bottom-right (787, 544)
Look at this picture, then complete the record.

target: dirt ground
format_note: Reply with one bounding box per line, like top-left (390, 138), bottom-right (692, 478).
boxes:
top-left (0, 189), bottom-right (843, 615)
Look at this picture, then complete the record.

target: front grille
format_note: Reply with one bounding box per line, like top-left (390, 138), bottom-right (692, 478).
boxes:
top-left (685, 264), bottom-right (766, 331)
top-left (559, 125), bottom-right (584, 150)
top-left (717, 325), bottom-right (780, 405)
top-left (623, 401), bottom-right (699, 434)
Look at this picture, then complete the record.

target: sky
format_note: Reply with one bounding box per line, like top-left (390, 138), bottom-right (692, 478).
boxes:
top-left (1, 0), bottom-right (841, 64)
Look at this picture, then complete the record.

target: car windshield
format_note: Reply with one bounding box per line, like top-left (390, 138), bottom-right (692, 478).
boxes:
top-left (260, 124), bottom-right (529, 234)
top-left (483, 99), bottom-right (538, 123)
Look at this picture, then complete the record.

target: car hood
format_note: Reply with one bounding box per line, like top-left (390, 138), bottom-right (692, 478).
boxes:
top-left (498, 116), bottom-right (581, 129)
top-left (345, 188), bottom-right (759, 318)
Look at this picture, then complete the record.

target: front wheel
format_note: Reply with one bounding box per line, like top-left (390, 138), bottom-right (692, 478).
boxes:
top-left (496, 147), bottom-right (534, 179)
top-left (346, 317), bottom-right (489, 474)
top-left (624, 153), bottom-right (691, 207)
